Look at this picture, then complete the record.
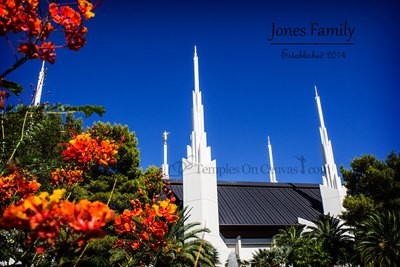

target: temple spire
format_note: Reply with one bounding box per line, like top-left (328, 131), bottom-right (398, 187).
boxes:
top-left (194, 46), bottom-right (200, 93)
top-left (315, 85), bottom-right (326, 128)
top-left (33, 61), bottom-right (45, 106)
top-left (268, 136), bottom-right (277, 183)
top-left (182, 47), bottom-right (230, 264)
top-left (187, 46), bottom-right (211, 164)
top-left (315, 86), bottom-right (341, 189)
top-left (162, 131), bottom-right (169, 179)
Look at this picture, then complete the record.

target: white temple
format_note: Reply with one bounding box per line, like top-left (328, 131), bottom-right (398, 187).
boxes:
top-left (182, 46), bottom-right (231, 265)
top-left (164, 47), bottom-right (346, 265)
top-left (315, 86), bottom-right (346, 216)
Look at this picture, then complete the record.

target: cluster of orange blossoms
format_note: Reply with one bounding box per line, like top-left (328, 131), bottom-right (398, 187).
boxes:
top-left (51, 167), bottom-right (83, 186)
top-left (62, 133), bottom-right (119, 168)
top-left (114, 199), bottom-right (179, 252)
top-left (0, 170), bottom-right (40, 211)
top-left (0, 189), bottom-right (114, 251)
top-left (0, 0), bottom-right (95, 64)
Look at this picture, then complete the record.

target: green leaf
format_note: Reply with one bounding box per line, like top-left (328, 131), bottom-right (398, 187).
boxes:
top-left (0, 79), bottom-right (24, 96)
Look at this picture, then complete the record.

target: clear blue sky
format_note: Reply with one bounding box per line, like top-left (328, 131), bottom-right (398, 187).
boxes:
top-left (2, 0), bottom-right (399, 184)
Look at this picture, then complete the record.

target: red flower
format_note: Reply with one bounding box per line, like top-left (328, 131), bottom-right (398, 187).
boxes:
top-left (130, 240), bottom-right (140, 250)
top-left (62, 199), bottom-right (114, 234)
top-left (114, 197), bottom-right (179, 253)
top-left (138, 231), bottom-right (149, 241)
top-left (25, 15), bottom-right (41, 37)
top-left (0, 170), bottom-right (41, 212)
top-left (62, 132), bottom-right (119, 167)
top-left (0, 189), bottom-right (66, 245)
top-left (0, 189), bottom-right (114, 250)
top-left (49, 3), bottom-right (81, 29)
top-left (38, 41), bottom-right (56, 64)
top-left (40, 21), bottom-right (54, 41)
top-left (18, 43), bottom-right (39, 59)
top-left (152, 199), bottom-right (179, 223)
top-left (65, 25), bottom-right (87, 51)
top-left (114, 209), bottom-right (138, 233)
top-left (51, 166), bottom-right (83, 186)
top-left (77, 0), bottom-right (95, 20)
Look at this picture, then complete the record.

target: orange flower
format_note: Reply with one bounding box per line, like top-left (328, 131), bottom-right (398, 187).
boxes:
top-left (51, 166), bottom-right (83, 186)
top-left (49, 3), bottom-right (81, 29)
top-left (62, 133), bottom-right (97, 165)
top-left (0, 189), bottom-right (65, 245)
top-left (17, 43), bottom-right (39, 59)
top-left (65, 25), bottom-right (87, 51)
top-left (114, 197), bottom-right (179, 253)
top-left (114, 209), bottom-right (137, 233)
top-left (138, 231), bottom-right (149, 241)
top-left (2, 0), bottom-right (96, 63)
top-left (130, 240), bottom-right (140, 250)
top-left (25, 15), bottom-right (42, 37)
top-left (38, 41), bottom-right (56, 64)
top-left (152, 199), bottom-right (178, 223)
top-left (77, 0), bottom-right (95, 20)
top-left (26, 0), bottom-right (39, 9)
top-left (40, 21), bottom-right (54, 41)
top-left (96, 139), bottom-right (119, 166)
top-left (0, 171), bottom-right (40, 211)
top-left (1, 189), bottom-right (114, 249)
top-left (62, 132), bottom-right (119, 167)
top-left (62, 199), bottom-right (114, 234)
top-left (150, 221), bottom-right (167, 240)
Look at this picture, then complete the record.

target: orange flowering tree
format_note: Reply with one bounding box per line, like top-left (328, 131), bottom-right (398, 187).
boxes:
top-left (0, 111), bottom-right (185, 266)
top-left (0, 117), bottom-right (122, 265)
top-left (0, 2), bottom-right (215, 265)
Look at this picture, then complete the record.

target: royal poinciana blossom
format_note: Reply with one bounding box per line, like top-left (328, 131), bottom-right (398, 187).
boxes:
top-left (0, 188), bottom-right (114, 252)
top-left (0, 0), bottom-right (96, 64)
top-left (0, 170), bottom-right (40, 212)
top-left (62, 132), bottom-right (119, 168)
top-left (114, 198), bottom-right (179, 253)
top-left (51, 166), bottom-right (84, 186)
top-left (50, 132), bottom-right (118, 186)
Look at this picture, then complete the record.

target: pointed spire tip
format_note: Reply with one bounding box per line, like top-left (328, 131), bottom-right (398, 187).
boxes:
top-left (314, 85), bottom-right (318, 97)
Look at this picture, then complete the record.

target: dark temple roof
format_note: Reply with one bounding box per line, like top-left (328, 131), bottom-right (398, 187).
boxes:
top-left (169, 180), bottom-right (323, 227)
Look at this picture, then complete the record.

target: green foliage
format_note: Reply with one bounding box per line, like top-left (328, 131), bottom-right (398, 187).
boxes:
top-left (341, 152), bottom-right (400, 225)
top-left (274, 225), bottom-right (304, 248)
top-left (158, 207), bottom-right (219, 267)
top-left (0, 103), bottom-right (106, 173)
top-left (250, 247), bottom-right (287, 267)
top-left (268, 215), bottom-right (355, 266)
top-left (259, 224), bottom-right (332, 267)
top-left (308, 214), bottom-right (353, 265)
top-left (78, 236), bottom-right (118, 267)
top-left (0, 105), bottom-right (83, 178)
top-left (292, 237), bottom-right (331, 267)
top-left (355, 210), bottom-right (400, 266)
top-left (342, 194), bottom-right (375, 226)
top-left (0, 79), bottom-right (24, 95)
top-left (274, 225), bottom-right (304, 265)
top-left (45, 103), bottom-right (106, 117)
